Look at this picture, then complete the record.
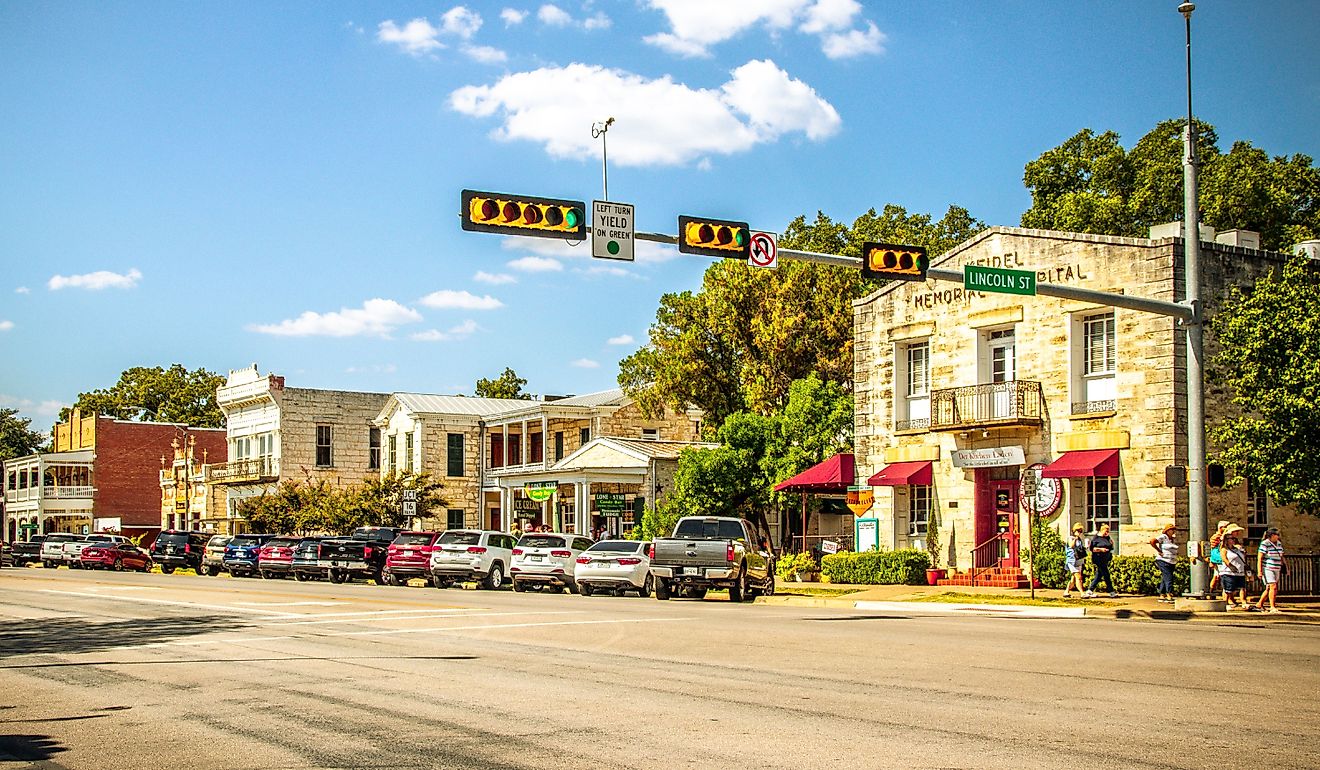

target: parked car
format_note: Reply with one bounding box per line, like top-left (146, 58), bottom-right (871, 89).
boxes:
top-left (11, 535), bottom-right (46, 567)
top-left (321, 526), bottom-right (402, 584)
top-left (257, 537), bottom-right (300, 579)
top-left (576, 539), bottom-right (653, 597)
top-left (649, 516), bottom-right (774, 602)
top-left (40, 533), bottom-right (87, 568)
top-left (66, 534), bottom-right (133, 567)
top-left (509, 532), bottom-right (594, 593)
top-left (200, 534), bottom-right (232, 576)
top-left (429, 530), bottom-right (517, 589)
top-left (224, 533), bottom-right (276, 577)
top-left (381, 531), bottom-right (441, 586)
top-left (151, 530), bottom-right (210, 573)
top-left (80, 541), bottom-right (153, 572)
top-left (290, 537), bottom-right (327, 582)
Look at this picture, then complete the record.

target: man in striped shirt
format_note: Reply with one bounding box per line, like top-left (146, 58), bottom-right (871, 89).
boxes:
top-left (1255, 527), bottom-right (1285, 614)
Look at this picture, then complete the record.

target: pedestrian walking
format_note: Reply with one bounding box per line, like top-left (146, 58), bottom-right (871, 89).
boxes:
top-left (1208, 520), bottom-right (1229, 595)
top-left (1063, 522), bottom-right (1087, 598)
top-left (1084, 523), bottom-right (1117, 598)
top-left (1255, 527), bottom-right (1285, 614)
top-left (1150, 523), bottom-right (1179, 603)
top-left (1218, 525), bottom-right (1253, 610)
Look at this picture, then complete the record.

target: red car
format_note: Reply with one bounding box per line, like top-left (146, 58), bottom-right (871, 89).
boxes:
top-left (257, 537), bottom-right (299, 579)
top-left (80, 542), bottom-right (153, 572)
top-left (382, 531), bottom-right (442, 586)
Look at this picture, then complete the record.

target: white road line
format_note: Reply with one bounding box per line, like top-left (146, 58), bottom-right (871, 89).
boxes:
top-left (38, 589), bottom-right (300, 617)
top-left (257, 607), bottom-right (487, 619)
top-left (325, 616), bottom-right (696, 638)
top-left (261, 610), bottom-right (586, 627)
top-left (233, 601), bottom-right (339, 607)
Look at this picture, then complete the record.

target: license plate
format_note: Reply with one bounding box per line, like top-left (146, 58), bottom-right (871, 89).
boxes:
top-left (682, 567), bottom-right (701, 576)
top-left (530, 555), bottom-right (543, 561)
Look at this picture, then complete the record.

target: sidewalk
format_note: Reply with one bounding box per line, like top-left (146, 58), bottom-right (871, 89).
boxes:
top-left (757, 581), bottom-right (1320, 623)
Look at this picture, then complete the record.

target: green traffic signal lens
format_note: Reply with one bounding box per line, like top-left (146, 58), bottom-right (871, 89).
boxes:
top-left (734, 229), bottom-right (747, 247)
top-left (564, 208), bottom-right (581, 229)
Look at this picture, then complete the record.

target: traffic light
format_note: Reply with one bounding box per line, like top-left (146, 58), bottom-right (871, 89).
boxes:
top-left (461, 189), bottom-right (586, 240)
top-left (860, 241), bottom-right (929, 282)
top-left (1207, 462), bottom-right (1226, 488)
top-left (678, 215), bottom-right (750, 259)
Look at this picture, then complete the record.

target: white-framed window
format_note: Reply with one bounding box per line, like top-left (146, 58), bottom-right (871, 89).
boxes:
top-left (1085, 476), bottom-right (1121, 553)
top-left (369, 428), bottom-right (381, 470)
top-left (895, 340), bottom-right (930, 429)
top-left (1073, 311), bottom-right (1116, 413)
top-left (1247, 479), bottom-right (1270, 545)
top-left (908, 485), bottom-right (931, 536)
top-left (315, 425), bottom-right (333, 467)
top-left (405, 432), bottom-right (414, 473)
top-left (388, 434), bottom-right (397, 474)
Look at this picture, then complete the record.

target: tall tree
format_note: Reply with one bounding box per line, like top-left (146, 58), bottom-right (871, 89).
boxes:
top-left (619, 205), bottom-right (982, 425)
top-left (1210, 254), bottom-right (1320, 513)
top-left (0, 408), bottom-right (47, 461)
top-left (1022, 118), bottom-right (1319, 251)
top-left (62, 365), bottom-right (225, 427)
top-left (474, 367), bottom-right (532, 400)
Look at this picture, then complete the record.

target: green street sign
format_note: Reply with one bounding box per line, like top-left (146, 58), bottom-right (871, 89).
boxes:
top-left (964, 264), bottom-right (1037, 296)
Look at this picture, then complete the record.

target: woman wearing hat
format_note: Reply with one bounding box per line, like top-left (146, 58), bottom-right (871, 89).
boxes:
top-left (1255, 527), bottom-right (1285, 613)
top-left (1150, 523), bottom-right (1179, 603)
top-left (1208, 520), bottom-right (1230, 595)
top-left (1218, 524), bottom-right (1253, 610)
top-left (1063, 523), bottom-right (1087, 598)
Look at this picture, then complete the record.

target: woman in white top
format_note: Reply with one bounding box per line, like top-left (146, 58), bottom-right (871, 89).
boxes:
top-left (1149, 523), bottom-right (1179, 603)
top-left (1218, 525), bottom-right (1253, 610)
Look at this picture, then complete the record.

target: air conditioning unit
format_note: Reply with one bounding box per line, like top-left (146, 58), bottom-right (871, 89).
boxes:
top-left (1296, 240), bottom-right (1320, 261)
top-left (1214, 229), bottom-right (1261, 250)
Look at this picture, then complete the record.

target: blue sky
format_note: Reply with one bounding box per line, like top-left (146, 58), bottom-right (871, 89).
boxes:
top-left (2, 1), bottom-right (1317, 429)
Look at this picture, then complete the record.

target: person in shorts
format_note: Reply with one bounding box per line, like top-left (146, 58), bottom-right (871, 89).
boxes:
top-left (1255, 527), bottom-right (1285, 613)
top-left (1207, 520), bottom-right (1229, 594)
top-left (1063, 522), bottom-right (1087, 598)
top-left (1218, 525), bottom-right (1252, 610)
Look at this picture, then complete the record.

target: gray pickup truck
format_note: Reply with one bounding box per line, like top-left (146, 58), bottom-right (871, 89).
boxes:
top-left (648, 516), bottom-right (775, 602)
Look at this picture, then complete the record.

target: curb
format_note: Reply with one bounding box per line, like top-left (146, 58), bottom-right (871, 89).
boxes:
top-left (852, 600), bottom-right (1085, 618)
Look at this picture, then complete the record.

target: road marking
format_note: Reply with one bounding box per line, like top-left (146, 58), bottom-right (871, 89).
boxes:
top-left (261, 610), bottom-right (585, 627)
top-left (851, 600), bottom-right (1086, 618)
top-left (260, 608), bottom-right (486, 620)
top-left (325, 616), bottom-right (696, 638)
top-left (233, 601), bottom-right (338, 607)
top-left (111, 635), bottom-right (297, 650)
top-left (38, 589), bottom-right (301, 617)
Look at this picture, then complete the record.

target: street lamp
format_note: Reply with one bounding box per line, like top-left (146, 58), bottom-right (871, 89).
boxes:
top-left (591, 117), bottom-right (615, 201)
top-left (1178, 1), bottom-right (1209, 598)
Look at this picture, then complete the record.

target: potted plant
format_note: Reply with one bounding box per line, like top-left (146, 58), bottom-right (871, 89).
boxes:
top-left (778, 552), bottom-right (819, 582)
top-left (925, 510), bottom-right (946, 585)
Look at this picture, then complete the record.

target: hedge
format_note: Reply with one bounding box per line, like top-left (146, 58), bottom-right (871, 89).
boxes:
top-left (821, 549), bottom-right (931, 585)
top-left (775, 552), bottom-right (818, 580)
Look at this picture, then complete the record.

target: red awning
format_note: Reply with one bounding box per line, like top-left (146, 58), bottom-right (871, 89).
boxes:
top-left (773, 453), bottom-right (855, 493)
top-left (867, 461), bottom-right (932, 487)
top-left (1040, 449), bottom-right (1120, 479)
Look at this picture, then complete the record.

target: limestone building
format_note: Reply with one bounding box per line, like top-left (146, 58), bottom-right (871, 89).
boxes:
top-left (852, 226), bottom-right (1317, 582)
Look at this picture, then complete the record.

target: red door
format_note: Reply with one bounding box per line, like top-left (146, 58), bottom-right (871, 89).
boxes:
top-left (991, 481), bottom-right (1020, 568)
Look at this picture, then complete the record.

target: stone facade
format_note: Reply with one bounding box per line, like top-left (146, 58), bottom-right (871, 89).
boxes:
top-left (853, 227), bottom-right (1315, 571)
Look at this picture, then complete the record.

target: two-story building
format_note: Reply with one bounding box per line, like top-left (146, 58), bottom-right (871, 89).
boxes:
top-left (159, 434), bottom-right (228, 532)
top-left (852, 226), bottom-right (1318, 583)
top-left (205, 365), bottom-right (389, 534)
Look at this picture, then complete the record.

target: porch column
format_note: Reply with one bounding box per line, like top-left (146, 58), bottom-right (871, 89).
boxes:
top-left (520, 420), bottom-right (529, 468)
top-left (502, 423), bottom-right (509, 467)
top-left (541, 415), bottom-right (548, 468)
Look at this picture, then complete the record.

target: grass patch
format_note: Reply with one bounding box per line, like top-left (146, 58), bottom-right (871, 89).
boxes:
top-left (909, 591), bottom-right (1117, 607)
top-left (773, 586), bottom-right (862, 598)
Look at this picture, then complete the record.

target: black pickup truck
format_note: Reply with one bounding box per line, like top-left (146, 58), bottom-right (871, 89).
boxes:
top-left (321, 526), bottom-right (402, 584)
top-left (10, 536), bottom-right (46, 567)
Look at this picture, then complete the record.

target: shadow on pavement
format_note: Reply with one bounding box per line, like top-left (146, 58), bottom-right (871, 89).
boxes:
top-left (0, 734), bottom-right (68, 762)
top-left (0, 614), bottom-right (249, 658)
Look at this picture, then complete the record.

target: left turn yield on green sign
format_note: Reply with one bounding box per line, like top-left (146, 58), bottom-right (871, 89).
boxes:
top-left (593, 200), bottom-right (634, 261)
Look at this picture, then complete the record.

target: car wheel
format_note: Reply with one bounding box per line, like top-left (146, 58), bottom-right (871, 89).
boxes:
top-left (112, 559), bottom-right (123, 571)
top-left (512, 579), bottom-right (525, 593)
top-left (43, 560), bottom-right (54, 569)
top-left (382, 572), bottom-right (397, 586)
top-left (328, 569), bottom-right (346, 584)
top-left (140, 562), bottom-right (151, 573)
top-left (580, 583), bottom-right (594, 597)
top-left (727, 567), bottom-right (745, 603)
top-left (762, 572), bottom-right (775, 597)
top-left (370, 569), bottom-right (384, 585)
top-left (293, 570), bottom-right (308, 582)
top-left (161, 565), bottom-right (176, 575)
top-left (483, 563), bottom-right (504, 590)
top-left (655, 578), bottom-right (670, 600)
top-left (208, 565), bottom-right (221, 576)
top-left (564, 581), bottom-right (578, 595)
top-left (639, 573), bottom-right (654, 598)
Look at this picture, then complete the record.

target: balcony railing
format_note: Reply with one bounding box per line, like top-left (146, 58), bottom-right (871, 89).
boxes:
top-left (928, 380), bottom-right (1044, 431)
top-left (3, 485), bottom-right (95, 503)
top-left (205, 457), bottom-right (279, 485)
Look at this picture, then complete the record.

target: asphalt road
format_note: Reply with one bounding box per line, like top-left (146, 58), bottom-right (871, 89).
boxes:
top-left (1, 568), bottom-right (1317, 770)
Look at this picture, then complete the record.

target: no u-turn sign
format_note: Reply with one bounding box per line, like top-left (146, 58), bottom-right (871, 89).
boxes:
top-left (748, 231), bottom-right (777, 269)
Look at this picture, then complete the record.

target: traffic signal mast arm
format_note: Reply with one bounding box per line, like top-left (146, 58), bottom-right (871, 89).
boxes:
top-left (635, 230), bottom-right (1194, 321)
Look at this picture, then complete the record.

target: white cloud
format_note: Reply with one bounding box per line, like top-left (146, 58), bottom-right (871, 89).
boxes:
top-left (450, 60), bottom-right (839, 167)
top-left (15, 286), bottom-right (30, 294)
top-left (376, 18), bottom-right (443, 54)
top-left (474, 270), bottom-right (517, 285)
top-left (0, 393), bottom-right (68, 418)
top-left (418, 289), bottom-right (504, 310)
top-left (607, 334), bottom-right (635, 345)
top-left (821, 22), bottom-right (885, 59)
top-left (584, 12), bottom-right (611, 30)
top-left (508, 256), bottom-right (564, 272)
top-left (800, 0), bottom-right (860, 34)
top-left (0, 320), bottom-right (13, 332)
top-left (501, 8), bottom-right (527, 25)
top-left (248, 298), bottom-right (422, 338)
top-left (570, 358), bottom-right (601, 369)
top-left (48, 268), bottom-right (142, 291)
top-left (538, 4), bottom-right (572, 26)
top-left (463, 44), bottom-right (508, 64)
top-left (440, 6), bottom-right (482, 39)
top-left (411, 319), bottom-right (480, 342)
top-left (574, 264), bottom-right (636, 278)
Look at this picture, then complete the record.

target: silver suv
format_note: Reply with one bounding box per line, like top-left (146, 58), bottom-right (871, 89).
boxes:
top-left (429, 530), bottom-right (517, 590)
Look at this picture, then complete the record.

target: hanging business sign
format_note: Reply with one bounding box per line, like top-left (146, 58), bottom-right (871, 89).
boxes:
top-left (845, 486), bottom-right (874, 516)
top-left (594, 492), bottom-right (627, 517)
top-left (951, 446), bottom-right (1025, 468)
top-left (855, 518), bottom-right (879, 553)
top-left (1020, 462), bottom-right (1063, 518)
top-left (525, 481), bottom-right (559, 502)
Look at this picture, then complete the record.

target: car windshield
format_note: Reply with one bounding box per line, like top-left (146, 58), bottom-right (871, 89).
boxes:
top-left (266, 538), bottom-right (297, 548)
top-left (294, 540), bottom-right (320, 553)
top-left (352, 528), bottom-right (396, 541)
top-left (156, 532), bottom-right (190, 545)
top-left (519, 535), bottom-right (566, 549)
top-left (394, 533), bottom-right (435, 546)
top-left (230, 536), bottom-right (264, 547)
top-left (586, 540), bottom-right (641, 553)
top-left (437, 532), bottom-right (481, 546)
top-left (207, 536), bottom-right (232, 548)
top-left (673, 519), bottom-right (745, 540)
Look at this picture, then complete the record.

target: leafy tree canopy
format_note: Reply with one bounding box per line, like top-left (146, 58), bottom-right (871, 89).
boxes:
top-left (61, 365), bottom-right (225, 427)
top-left (238, 472), bottom-right (447, 535)
top-left (1210, 254), bottom-right (1320, 513)
top-left (474, 367), bottom-right (532, 400)
top-left (619, 204), bottom-right (982, 425)
top-left (0, 408), bottom-right (47, 461)
top-left (1022, 118), bottom-right (1320, 251)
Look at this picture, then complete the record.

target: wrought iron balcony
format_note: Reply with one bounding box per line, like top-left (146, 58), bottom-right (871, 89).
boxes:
top-left (929, 380), bottom-right (1045, 431)
top-left (204, 457), bottom-right (279, 485)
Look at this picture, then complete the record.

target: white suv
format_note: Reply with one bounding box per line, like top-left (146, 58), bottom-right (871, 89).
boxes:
top-left (429, 530), bottom-right (518, 590)
top-left (510, 533), bottom-right (595, 594)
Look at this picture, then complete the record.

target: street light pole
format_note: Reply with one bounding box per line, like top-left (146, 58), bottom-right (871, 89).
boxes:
top-left (591, 117), bottom-right (615, 201)
top-left (1179, 1), bottom-right (1209, 597)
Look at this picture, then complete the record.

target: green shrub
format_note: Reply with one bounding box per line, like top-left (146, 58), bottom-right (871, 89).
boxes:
top-left (775, 552), bottom-right (818, 580)
top-left (1030, 521), bottom-right (1068, 589)
top-left (821, 549), bottom-right (931, 585)
top-left (1070, 555), bottom-right (1192, 595)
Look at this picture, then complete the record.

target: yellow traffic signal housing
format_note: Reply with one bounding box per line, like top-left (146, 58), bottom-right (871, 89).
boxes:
top-left (678, 215), bottom-right (750, 259)
top-left (861, 241), bottom-right (929, 282)
top-left (461, 189), bottom-right (586, 240)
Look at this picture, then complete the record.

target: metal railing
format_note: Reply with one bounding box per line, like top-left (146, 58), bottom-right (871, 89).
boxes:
top-left (205, 457), bottom-right (279, 484)
top-left (792, 534), bottom-right (856, 556)
top-left (1071, 399), bottom-right (1117, 415)
top-left (895, 418), bottom-right (931, 432)
top-left (1247, 554), bottom-right (1320, 597)
top-left (929, 380), bottom-right (1045, 431)
top-left (966, 533), bottom-right (1004, 586)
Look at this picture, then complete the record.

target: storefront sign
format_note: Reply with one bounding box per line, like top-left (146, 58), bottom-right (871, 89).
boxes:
top-left (525, 481), bottom-right (558, 502)
top-left (1020, 462), bottom-right (1063, 518)
top-left (514, 498), bottom-right (541, 512)
top-left (594, 492), bottom-right (627, 517)
top-left (845, 486), bottom-right (874, 516)
top-left (855, 518), bottom-right (879, 552)
top-left (951, 446), bottom-right (1025, 468)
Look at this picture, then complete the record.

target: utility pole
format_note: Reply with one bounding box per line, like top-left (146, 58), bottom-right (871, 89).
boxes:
top-left (591, 117), bottom-right (615, 201)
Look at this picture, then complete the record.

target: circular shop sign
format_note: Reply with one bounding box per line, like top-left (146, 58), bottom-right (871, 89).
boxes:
top-left (1020, 462), bottom-right (1063, 518)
